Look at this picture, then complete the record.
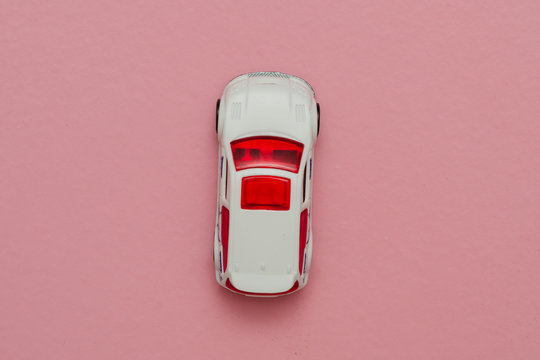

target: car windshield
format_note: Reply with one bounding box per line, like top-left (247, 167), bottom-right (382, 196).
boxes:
top-left (230, 136), bottom-right (303, 173)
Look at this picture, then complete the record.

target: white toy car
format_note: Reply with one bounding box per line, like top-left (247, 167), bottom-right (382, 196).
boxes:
top-left (214, 72), bottom-right (319, 297)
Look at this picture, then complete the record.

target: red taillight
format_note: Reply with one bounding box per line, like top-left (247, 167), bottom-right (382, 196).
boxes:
top-left (241, 176), bottom-right (290, 210)
top-left (231, 136), bottom-right (304, 173)
top-left (225, 279), bottom-right (299, 296)
top-left (221, 206), bottom-right (229, 272)
top-left (299, 209), bottom-right (308, 273)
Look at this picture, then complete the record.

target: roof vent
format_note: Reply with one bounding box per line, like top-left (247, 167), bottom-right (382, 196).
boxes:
top-left (248, 71), bottom-right (290, 79)
top-left (229, 71), bottom-right (315, 94)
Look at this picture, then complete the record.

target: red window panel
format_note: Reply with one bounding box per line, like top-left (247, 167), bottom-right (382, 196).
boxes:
top-left (241, 176), bottom-right (290, 210)
top-left (221, 206), bottom-right (230, 272)
top-left (231, 136), bottom-right (304, 173)
top-left (299, 209), bottom-right (308, 274)
top-left (225, 279), bottom-right (299, 296)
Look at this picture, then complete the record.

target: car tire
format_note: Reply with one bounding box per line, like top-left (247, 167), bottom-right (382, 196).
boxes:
top-left (316, 103), bottom-right (320, 136)
top-left (216, 99), bottom-right (221, 133)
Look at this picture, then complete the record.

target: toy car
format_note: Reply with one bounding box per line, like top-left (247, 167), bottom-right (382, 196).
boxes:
top-left (214, 71), bottom-right (319, 297)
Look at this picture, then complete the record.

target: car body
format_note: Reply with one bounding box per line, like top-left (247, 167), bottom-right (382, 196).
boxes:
top-left (214, 71), bottom-right (319, 297)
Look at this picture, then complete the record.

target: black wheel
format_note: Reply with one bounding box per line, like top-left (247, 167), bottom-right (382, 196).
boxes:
top-left (216, 99), bottom-right (221, 133)
top-left (316, 103), bottom-right (320, 136)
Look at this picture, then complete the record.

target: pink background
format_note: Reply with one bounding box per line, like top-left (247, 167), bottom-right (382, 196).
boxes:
top-left (1, 1), bottom-right (539, 359)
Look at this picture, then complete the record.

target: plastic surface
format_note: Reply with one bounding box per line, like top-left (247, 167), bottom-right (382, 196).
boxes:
top-left (214, 71), bottom-right (318, 296)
